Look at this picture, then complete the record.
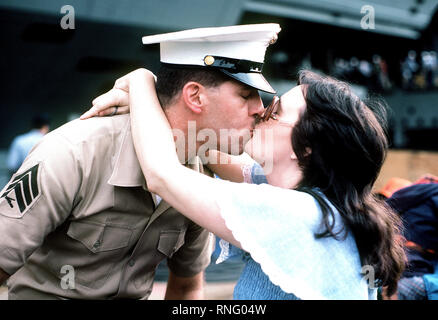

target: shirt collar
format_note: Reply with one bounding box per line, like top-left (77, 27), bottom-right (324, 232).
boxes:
top-left (107, 119), bottom-right (146, 188)
top-left (107, 117), bottom-right (212, 187)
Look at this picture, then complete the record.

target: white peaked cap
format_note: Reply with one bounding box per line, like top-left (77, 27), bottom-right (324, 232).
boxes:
top-left (142, 24), bottom-right (281, 93)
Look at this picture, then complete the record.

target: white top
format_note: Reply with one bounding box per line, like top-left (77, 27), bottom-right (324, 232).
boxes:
top-left (213, 178), bottom-right (376, 300)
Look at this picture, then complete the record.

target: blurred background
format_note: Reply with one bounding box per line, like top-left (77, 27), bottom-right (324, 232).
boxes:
top-left (0, 0), bottom-right (437, 299)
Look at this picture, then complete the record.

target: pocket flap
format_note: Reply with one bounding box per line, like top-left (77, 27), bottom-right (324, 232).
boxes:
top-left (157, 230), bottom-right (185, 257)
top-left (67, 220), bottom-right (132, 253)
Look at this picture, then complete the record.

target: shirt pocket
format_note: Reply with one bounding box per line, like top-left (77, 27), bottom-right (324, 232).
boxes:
top-left (67, 220), bottom-right (132, 253)
top-left (157, 229), bottom-right (185, 258)
top-left (60, 220), bottom-right (133, 288)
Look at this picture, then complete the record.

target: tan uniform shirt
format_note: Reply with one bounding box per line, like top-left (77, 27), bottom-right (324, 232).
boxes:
top-left (0, 115), bottom-right (213, 299)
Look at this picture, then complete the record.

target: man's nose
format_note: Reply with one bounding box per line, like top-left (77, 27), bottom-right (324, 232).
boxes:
top-left (248, 95), bottom-right (264, 117)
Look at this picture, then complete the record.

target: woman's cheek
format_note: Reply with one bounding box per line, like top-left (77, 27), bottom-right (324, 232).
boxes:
top-left (258, 127), bottom-right (276, 165)
top-left (244, 131), bottom-right (263, 162)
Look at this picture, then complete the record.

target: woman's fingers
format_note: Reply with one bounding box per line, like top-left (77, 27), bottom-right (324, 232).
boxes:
top-left (80, 68), bottom-right (153, 120)
top-left (92, 87), bottom-right (129, 109)
top-left (97, 105), bottom-right (130, 117)
top-left (114, 77), bottom-right (129, 92)
top-left (80, 88), bottom-right (129, 120)
top-left (80, 104), bottom-right (129, 120)
top-left (80, 106), bottom-right (98, 120)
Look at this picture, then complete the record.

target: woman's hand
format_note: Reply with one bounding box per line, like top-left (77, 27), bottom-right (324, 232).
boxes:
top-left (80, 68), bottom-right (156, 120)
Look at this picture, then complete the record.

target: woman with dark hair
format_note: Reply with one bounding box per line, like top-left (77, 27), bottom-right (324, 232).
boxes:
top-left (82, 68), bottom-right (406, 300)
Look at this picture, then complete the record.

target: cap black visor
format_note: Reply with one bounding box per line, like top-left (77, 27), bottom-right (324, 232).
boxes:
top-left (220, 70), bottom-right (276, 94)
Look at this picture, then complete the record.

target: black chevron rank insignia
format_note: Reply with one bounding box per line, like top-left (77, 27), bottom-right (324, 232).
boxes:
top-left (0, 164), bottom-right (41, 218)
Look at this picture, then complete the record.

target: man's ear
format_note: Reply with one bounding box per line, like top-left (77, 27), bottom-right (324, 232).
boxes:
top-left (181, 82), bottom-right (206, 114)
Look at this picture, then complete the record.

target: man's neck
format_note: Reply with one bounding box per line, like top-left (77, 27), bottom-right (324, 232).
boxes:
top-left (164, 106), bottom-right (201, 164)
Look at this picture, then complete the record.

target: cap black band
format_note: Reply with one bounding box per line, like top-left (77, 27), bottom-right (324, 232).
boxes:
top-left (204, 55), bottom-right (263, 73)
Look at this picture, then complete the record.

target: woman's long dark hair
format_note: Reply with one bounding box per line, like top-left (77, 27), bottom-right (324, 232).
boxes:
top-left (292, 70), bottom-right (406, 295)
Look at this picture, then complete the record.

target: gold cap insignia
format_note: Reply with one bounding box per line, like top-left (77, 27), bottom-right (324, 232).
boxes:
top-left (204, 55), bottom-right (215, 66)
top-left (269, 35), bottom-right (277, 45)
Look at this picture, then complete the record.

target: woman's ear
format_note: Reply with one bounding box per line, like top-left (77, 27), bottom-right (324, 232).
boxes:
top-left (181, 82), bottom-right (205, 114)
top-left (291, 147), bottom-right (311, 160)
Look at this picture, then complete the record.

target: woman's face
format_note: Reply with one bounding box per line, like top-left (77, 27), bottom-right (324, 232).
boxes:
top-left (244, 85), bottom-right (306, 174)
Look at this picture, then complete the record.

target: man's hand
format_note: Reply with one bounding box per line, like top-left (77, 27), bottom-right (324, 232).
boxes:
top-left (80, 68), bottom-right (156, 120)
top-left (164, 271), bottom-right (205, 300)
top-left (0, 268), bottom-right (10, 286)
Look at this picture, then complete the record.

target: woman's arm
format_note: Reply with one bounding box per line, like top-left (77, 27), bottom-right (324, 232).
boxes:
top-left (80, 75), bottom-right (131, 119)
top-left (81, 71), bottom-right (255, 184)
top-left (128, 69), bottom-right (241, 248)
top-left (206, 150), bottom-right (255, 183)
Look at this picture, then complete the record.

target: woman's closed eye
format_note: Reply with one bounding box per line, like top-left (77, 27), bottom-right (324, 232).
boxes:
top-left (271, 112), bottom-right (279, 120)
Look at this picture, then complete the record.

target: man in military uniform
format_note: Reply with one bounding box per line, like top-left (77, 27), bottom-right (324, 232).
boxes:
top-left (0, 24), bottom-right (280, 299)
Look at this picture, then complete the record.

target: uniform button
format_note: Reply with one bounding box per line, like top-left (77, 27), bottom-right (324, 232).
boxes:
top-left (93, 240), bottom-right (101, 249)
top-left (128, 259), bottom-right (135, 267)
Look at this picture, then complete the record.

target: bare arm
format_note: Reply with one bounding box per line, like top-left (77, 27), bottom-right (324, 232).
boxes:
top-left (0, 268), bottom-right (10, 286)
top-left (80, 75), bottom-right (253, 184)
top-left (206, 150), bottom-right (255, 183)
top-left (164, 271), bottom-right (204, 300)
top-left (128, 69), bottom-right (241, 248)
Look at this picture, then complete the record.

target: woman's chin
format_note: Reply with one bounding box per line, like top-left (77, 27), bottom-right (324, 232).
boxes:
top-left (245, 150), bottom-right (264, 166)
top-left (243, 143), bottom-right (253, 158)
top-left (244, 141), bottom-right (262, 163)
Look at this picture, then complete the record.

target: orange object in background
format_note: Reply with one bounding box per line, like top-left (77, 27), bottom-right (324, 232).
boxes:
top-left (378, 177), bottom-right (412, 199)
top-left (414, 174), bottom-right (438, 185)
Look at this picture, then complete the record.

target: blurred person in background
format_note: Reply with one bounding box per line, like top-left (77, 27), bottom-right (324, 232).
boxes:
top-left (401, 50), bottom-right (419, 90)
top-left (379, 175), bottom-right (438, 300)
top-left (7, 113), bottom-right (50, 177)
top-left (421, 51), bottom-right (437, 89)
top-left (372, 55), bottom-right (391, 92)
